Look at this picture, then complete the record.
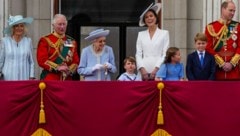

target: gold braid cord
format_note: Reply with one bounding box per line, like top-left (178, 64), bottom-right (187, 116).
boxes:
top-left (151, 83), bottom-right (172, 136)
top-left (44, 37), bottom-right (65, 61)
top-left (214, 54), bottom-right (225, 67)
top-left (45, 60), bottom-right (58, 71)
top-left (31, 82), bottom-right (52, 136)
top-left (230, 54), bottom-right (240, 67)
top-left (43, 37), bottom-right (66, 71)
top-left (207, 24), bottom-right (226, 37)
top-left (207, 24), bottom-right (228, 51)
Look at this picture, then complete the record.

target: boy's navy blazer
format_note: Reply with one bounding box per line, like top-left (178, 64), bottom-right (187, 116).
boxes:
top-left (186, 51), bottom-right (216, 80)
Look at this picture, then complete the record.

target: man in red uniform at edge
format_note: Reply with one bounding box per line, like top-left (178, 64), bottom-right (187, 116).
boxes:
top-left (37, 14), bottom-right (79, 80)
top-left (205, 1), bottom-right (240, 80)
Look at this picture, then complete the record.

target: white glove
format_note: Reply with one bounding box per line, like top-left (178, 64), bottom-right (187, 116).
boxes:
top-left (105, 62), bottom-right (112, 69)
top-left (92, 64), bottom-right (103, 71)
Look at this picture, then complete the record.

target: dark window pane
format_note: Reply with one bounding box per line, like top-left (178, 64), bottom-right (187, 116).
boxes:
top-left (61, 0), bottom-right (154, 23)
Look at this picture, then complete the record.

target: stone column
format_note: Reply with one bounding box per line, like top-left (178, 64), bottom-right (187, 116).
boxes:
top-left (26, 0), bottom-right (53, 79)
top-left (163, 0), bottom-right (187, 65)
top-left (186, 0), bottom-right (203, 54)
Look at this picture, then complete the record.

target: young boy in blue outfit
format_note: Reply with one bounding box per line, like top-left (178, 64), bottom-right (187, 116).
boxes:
top-left (118, 56), bottom-right (141, 81)
top-left (186, 33), bottom-right (216, 80)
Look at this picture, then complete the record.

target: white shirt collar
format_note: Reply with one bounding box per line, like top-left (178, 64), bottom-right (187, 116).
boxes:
top-left (197, 50), bottom-right (205, 55)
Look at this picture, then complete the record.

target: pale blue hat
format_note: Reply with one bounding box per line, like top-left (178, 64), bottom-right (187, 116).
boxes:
top-left (139, 3), bottom-right (161, 27)
top-left (3, 15), bottom-right (33, 34)
top-left (85, 29), bottom-right (110, 41)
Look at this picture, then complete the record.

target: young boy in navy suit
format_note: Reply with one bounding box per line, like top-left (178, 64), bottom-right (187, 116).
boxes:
top-left (186, 33), bottom-right (216, 80)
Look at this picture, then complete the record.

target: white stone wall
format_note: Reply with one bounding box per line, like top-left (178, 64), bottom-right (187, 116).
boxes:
top-left (186, 0), bottom-right (203, 55)
top-left (26, 0), bottom-right (53, 79)
top-left (163, 0), bottom-right (188, 68)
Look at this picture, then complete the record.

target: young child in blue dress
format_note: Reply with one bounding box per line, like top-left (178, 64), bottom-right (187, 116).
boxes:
top-left (155, 47), bottom-right (185, 81)
top-left (118, 56), bottom-right (141, 81)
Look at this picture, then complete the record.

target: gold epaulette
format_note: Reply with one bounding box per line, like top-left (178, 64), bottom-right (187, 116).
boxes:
top-left (207, 24), bottom-right (226, 37)
top-left (207, 23), bottom-right (228, 50)
top-left (214, 54), bottom-right (225, 67)
top-left (230, 54), bottom-right (240, 67)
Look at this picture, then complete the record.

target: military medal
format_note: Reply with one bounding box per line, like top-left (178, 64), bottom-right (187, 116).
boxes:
top-left (232, 34), bottom-right (237, 48)
top-left (64, 39), bottom-right (74, 47)
top-left (232, 34), bottom-right (237, 41)
top-left (230, 26), bottom-right (237, 48)
top-left (232, 42), bottom-right (237, 48)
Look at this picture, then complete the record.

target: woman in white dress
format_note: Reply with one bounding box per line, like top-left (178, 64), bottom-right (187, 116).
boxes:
top-left (136, 3), bottom-right (169, 81)
top-left (0, 15), bottom-right (35, 80)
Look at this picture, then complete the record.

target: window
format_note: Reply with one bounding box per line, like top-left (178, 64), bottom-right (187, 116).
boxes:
top-left (60, 0), bottom-right (154, 23)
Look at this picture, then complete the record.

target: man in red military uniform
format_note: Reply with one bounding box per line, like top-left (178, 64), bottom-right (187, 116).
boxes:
top-left (37, 14), bottom-right (79, 80)
top-left (205, 1), bottom-right (240, 80)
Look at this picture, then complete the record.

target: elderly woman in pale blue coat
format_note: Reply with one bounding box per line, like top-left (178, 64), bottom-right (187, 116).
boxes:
top-left (0, 15), bottom-right (35, 80)
top-left (77, 29), bottom-right (117, 81)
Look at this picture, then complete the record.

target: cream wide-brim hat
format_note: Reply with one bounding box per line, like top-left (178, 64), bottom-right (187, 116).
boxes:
top-left (139, 3), bottom-right (161, 27)
top-left (85, 29), bottom-right (110, 41)
top-left (3, 15), bottom-right (33, 34)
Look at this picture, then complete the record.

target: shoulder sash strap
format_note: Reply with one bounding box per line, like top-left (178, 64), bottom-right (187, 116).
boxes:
top-left (43, 37), bottom-right (70, 64)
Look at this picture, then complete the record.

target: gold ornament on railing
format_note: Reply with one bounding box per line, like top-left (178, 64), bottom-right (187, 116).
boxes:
top-left (157, 82), bottom-right (164, 125)
top-left (32, 82), bottom-right (51, 136)
top-left (151, 82), bottom-right (171, 136)
top-left (39, 82), bottom-right (46, 124)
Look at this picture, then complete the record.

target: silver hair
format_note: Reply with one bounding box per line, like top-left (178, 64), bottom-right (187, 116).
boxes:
top-left (52, 14), bottom-right (68, 25)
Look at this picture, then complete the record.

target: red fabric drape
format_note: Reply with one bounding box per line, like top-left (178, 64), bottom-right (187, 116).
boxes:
top-left (0, 81), bottom-right (240, 136)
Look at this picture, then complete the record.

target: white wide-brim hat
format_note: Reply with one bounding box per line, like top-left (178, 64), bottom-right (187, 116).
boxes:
top-left (139, 3), bottom-right (161, 27)
top-left (85, 29), bottom-right (110, 41)
top-left (3, 15), bottom-right (33, 34)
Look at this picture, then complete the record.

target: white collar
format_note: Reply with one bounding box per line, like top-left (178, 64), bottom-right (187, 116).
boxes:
top-left (197, 50), bottom-right (205, 55)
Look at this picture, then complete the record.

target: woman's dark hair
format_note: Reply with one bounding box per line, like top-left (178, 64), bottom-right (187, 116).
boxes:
top-left (143, 9), bottom-right (159, 26)
top-left (164, 47), bottom-right (179, 63)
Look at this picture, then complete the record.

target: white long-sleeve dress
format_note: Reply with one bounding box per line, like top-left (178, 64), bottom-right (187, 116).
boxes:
top-left (135, 28), bottom-right (169, 80)
top-left (0, 36), bottom-right (35, 80)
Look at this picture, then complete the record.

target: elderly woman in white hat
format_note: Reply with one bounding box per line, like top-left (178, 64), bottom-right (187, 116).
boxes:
top-left (77, 28), bottom-right (117, 81)
top-left (0, 15), bottom-right (35, 80)
top-left (135, 3), bottom-right (169, 81)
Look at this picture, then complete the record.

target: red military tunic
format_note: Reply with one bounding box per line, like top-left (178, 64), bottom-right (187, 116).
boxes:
top-left (205, 19), bottom-right (240, 80)
top-left (37, 32), bottom-right (79, 80)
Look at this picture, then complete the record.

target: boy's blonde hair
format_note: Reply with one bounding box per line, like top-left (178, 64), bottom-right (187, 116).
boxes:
top-left (123, 56), bottom-right (136, 65)
top-left (194, 33), bottom-right (208, 42)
